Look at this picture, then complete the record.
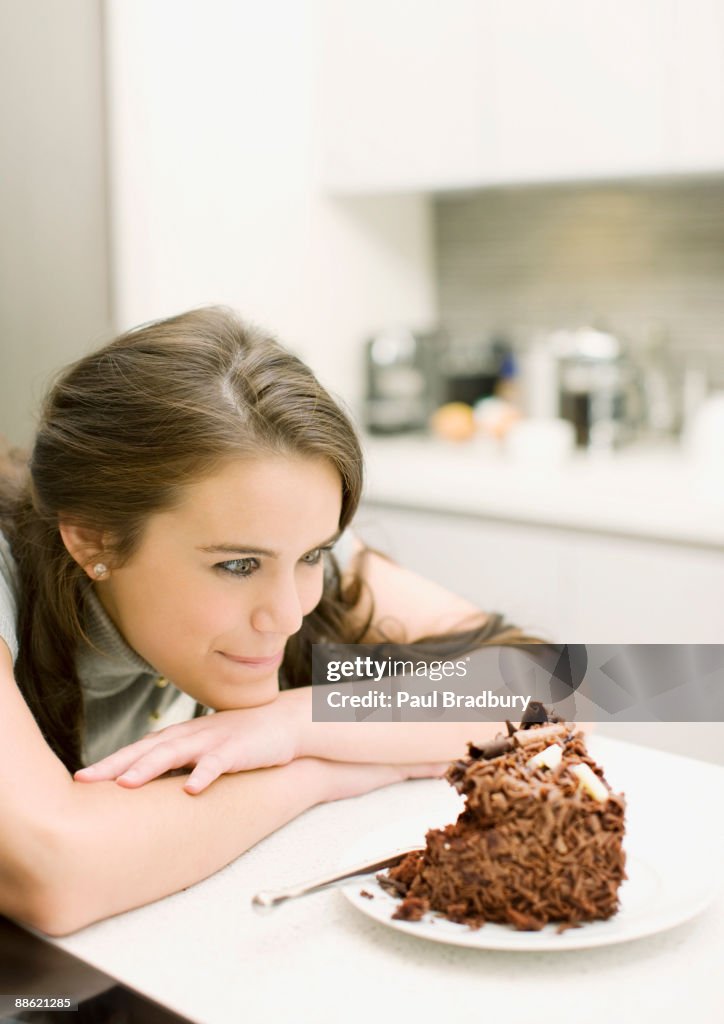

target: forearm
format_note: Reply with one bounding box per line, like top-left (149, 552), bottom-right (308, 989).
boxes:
top-left (301, 718), bottom-right (504, 763)
top-left (30, 758), bottom-right (326, 937)
top-left (293, 685), bottom-right (504, 764)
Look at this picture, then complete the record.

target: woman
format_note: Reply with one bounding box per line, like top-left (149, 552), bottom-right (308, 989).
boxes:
top-left (0, 307), bottom-right (530, 937)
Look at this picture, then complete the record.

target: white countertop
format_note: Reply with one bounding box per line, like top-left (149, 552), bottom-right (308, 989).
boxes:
top-left (46, 736), bottom-right (724, 1024)
top-left (362, 436), bottom-right (724, 548)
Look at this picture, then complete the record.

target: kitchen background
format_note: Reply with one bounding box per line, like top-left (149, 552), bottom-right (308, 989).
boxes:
top-left (1, 0), bottom-right (722, 761)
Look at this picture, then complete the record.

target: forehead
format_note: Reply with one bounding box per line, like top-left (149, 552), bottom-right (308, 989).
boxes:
top-left (161, 455), bottom-right (343, 541)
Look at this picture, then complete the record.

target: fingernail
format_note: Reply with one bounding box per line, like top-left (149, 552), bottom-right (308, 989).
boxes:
top-left (119, 770), bottom-right (139, 783)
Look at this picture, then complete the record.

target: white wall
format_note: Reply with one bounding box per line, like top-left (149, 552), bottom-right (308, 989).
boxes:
top-left (103, 0), bottom-right (436, 411)
top-left (0, 0), bottom-right (111, 444)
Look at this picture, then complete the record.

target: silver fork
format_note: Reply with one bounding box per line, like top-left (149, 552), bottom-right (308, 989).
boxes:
top-left (251, 846), bottom-right (422, 913)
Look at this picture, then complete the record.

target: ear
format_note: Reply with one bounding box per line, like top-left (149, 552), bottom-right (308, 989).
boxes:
top-left (58, 522), bottom-right (109, 580)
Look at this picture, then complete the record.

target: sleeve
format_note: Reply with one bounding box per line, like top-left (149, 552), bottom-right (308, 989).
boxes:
top-left (0, 534), bottom-right (20, 664)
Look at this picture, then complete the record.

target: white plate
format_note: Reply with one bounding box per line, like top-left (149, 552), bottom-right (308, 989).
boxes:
top-left (341, 820), bottom-right (721, 951)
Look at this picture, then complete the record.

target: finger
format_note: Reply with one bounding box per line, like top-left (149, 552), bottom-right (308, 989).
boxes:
top-left (114, 740), bottom-right (205, 788)
top-left (182, 752), bottom-right (229, 795)
top-left (74, 735), bottom-right (164, 781)
top-left (74, 719), bottom-right (207, 781)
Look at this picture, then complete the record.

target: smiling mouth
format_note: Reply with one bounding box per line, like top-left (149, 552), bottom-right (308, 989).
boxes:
top-left (219, 651), bottom-right (284, 667)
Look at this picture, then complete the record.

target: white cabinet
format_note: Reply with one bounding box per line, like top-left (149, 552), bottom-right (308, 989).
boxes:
top-left (356, 502), bottom-right (724, 642)
top-left (482, 0), bottom-right (673, 183)
top-left (554, 531), bottom-right (724, 642)
top-left (667, 0), bottom-right (724, 172)
top-left (318, 0), bottom-right (492, 192)
top-left (319, 0), bottom-right (724, 191)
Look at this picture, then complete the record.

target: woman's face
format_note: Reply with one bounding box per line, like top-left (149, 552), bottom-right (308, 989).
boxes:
top-left (95, 455), bottom-right (343, 709)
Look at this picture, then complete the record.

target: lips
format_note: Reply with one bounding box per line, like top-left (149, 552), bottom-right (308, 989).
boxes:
top-left (219, 650), bottom-right (284, 667)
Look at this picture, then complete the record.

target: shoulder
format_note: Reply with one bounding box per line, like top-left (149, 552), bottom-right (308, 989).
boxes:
top-left (364, 550), bottom-right (487, 642)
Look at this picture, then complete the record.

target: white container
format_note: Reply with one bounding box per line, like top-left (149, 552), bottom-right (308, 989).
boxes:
top-left (504, 417), bottom-right (576, 465)
top-left (684, 393), bottom-right (724, 467)
top-left (683, 393), bottom-right (724, 501)
top-left (519, 335), bottom-right (559, 419)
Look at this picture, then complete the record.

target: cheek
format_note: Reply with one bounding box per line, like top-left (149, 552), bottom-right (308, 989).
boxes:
top-left (157, 580), bottom-right (247, 642)
top-left (194, 590), bottom-right (250, 635)
top-left (300, 568), bottom-right (326, 614)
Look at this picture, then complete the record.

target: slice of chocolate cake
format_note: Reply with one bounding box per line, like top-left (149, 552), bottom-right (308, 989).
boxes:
top-left (381, 705), bottom-right (626, 932)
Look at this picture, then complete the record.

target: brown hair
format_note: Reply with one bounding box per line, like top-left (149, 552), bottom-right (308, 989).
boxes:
top-left (0, 307), bottom-right (533, 773)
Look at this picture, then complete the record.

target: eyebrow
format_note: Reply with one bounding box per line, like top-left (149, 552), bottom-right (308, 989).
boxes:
top-left (197, 529), bottom-right (343, 558)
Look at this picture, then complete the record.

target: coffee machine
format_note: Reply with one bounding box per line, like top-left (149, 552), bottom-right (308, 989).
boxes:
top-left (552, 328), bottom-right (642, 450)
top-left (363, 328), bottom-right (442, 434)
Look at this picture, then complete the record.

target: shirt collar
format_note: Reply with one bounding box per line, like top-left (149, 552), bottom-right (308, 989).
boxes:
top-left (76, 587), bottom-right (159, 695)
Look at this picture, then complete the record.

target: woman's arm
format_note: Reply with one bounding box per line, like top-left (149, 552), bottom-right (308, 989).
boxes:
top-left (290, 685), bottom-right (504, 763)
top-left (53, 757), bottom-right (443, 936)
top-left (0, 642), bottom-right (445, 936)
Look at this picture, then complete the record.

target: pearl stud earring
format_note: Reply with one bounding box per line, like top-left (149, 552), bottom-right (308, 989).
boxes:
top-left (93, 562), bottom-right (109, 580)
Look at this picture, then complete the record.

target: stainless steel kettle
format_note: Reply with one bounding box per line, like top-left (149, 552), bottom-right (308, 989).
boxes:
top-left (551, 328), bottom-right (642, 450)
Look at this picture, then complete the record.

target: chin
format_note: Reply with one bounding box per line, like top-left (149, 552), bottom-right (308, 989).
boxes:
top-left (209, 678), bottom-right (281, 711)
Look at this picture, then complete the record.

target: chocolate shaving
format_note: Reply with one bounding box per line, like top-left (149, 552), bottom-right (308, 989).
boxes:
top-left (513, 722), bottom-right (569, 747)
top-left (392, 896), bottom-right (429, 921)
top-left (468, 736), bottom-right (516, 760)
top-left (519, 700), bottom-right (549, 727)
top-left (377, 873), bottom-right (408, 898)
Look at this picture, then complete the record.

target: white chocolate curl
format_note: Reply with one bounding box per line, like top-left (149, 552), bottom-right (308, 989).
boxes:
top-left (528, 743), bottom-right (563, 770)
top-left (571, 762), bottom-right (609, 802)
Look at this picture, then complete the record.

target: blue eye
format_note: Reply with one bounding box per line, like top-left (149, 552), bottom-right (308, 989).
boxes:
top-left (217, 558), bottom-right (259, 578)
top-left (301, 545), bottom-right (333, 566)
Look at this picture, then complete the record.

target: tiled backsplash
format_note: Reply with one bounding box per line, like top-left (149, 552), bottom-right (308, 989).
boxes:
top-left (435, 176), bottom-right (724, 384)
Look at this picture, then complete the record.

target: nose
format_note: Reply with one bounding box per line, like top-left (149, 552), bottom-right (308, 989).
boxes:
top-left (250, 574), bottom-right (305, 637)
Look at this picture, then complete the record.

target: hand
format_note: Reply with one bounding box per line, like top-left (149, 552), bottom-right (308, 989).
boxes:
top-left (73, 692), bottom-right (307, 795)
